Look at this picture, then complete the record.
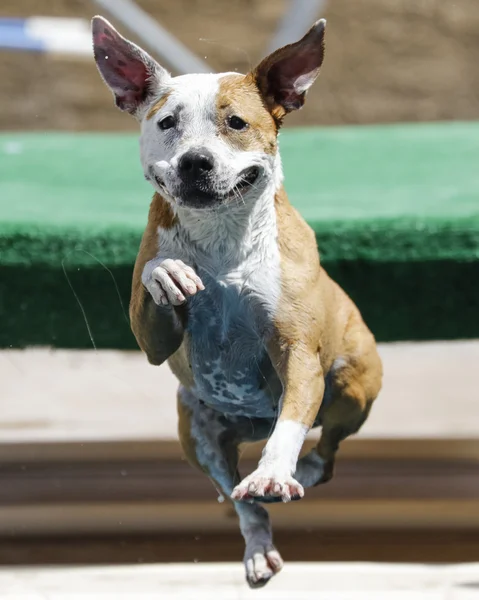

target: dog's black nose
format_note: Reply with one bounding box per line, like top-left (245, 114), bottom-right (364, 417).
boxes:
top-left (178, 148), bottom-right (214, 179)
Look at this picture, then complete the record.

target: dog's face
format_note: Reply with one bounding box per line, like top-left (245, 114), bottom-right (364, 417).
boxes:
top-left (92, 17), bottom-right (325, 211)
top-left (139, 72), bottom-right (279, 210)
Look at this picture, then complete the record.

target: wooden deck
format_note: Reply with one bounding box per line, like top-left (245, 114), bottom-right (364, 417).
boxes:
top-left (1, 341), bottom-right (478, 565)
top-left (1, 563), bottom-right (479, 599)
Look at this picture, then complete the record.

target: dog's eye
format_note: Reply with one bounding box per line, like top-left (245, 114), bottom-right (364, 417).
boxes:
top-left (158, 116), bottom-right (175, 131)
top-left (228, 115), bottom-right (248, 131)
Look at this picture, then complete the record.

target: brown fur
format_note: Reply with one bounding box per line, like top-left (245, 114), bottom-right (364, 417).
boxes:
top-left (130, 193), bottom-right (183, 366)
top-left (146, 92), bottom-right (171, 120)
top-left (130, 193), bottom-right (176, 318)
top-left (271, 187), bottom-right (382, 476)
top-left (217, 74), bottom-right (278, 154)
top-left (101, 14), bottom-right (380, 587)
top-left (129, 194), bottom-right (196, 383)
top-left (251, 21), bottom-right (325, 123)
top-left (131, 128), bottom-right (381, 487)
top-left (130, 29), bottom-right (381, 493)
top-left (131, 186), bottom-right (382, 479)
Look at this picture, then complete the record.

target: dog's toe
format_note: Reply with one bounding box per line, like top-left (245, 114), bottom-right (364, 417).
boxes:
top-left (232, 469), bottom-right (304, 503)
top-left (245, 549), bottom-right (283, 588)
top-left (266, 549), bottom-right (284, 573)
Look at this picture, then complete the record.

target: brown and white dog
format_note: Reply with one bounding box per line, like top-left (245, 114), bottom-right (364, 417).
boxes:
top-left (93, 16), bottom-right (382, 588)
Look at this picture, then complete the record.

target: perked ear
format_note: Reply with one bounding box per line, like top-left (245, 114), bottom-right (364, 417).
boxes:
top-left (251, 19), bottom-right (326, 121)
top-left (92, 16), bottom-right (168, 115)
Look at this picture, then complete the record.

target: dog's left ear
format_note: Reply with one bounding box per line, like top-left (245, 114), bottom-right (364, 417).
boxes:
top-left (92, 15), bottom-right (169, 116)
top-left (251, 19), bottom-right (326, 120)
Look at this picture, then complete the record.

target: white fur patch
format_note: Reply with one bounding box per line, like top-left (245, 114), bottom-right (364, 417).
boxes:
top-left (231, 418), bottom-right (308, 502)
top-left (140, 73), bottom-right (221, 193)
top-left (260, 419), bottom-right (309, 475)
top-left (177, 190), bottom-right (281, 417)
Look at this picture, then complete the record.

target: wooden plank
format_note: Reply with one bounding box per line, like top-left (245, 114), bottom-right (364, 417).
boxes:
top-left (2, 530), bottom-right (479, 565)
top-left (1, 562), bottom-right (479, 598)
top-left (1, 499), bottom-right (479, 537)
top-left (1, 342), bottom-right (478, 538)
top-left (2, 437), bottom-right (479, 464)
top-left (1, 454), bottom-right (478, 506)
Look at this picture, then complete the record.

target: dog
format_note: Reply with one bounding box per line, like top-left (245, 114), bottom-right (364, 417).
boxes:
top-left (93, 15), bottom-right (382, 588)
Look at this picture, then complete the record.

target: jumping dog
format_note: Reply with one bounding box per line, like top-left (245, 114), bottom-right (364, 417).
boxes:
top-left (93, 16), bottom-right (382, 588)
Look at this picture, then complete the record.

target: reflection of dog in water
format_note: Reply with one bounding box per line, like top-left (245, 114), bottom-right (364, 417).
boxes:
top-left (93, 16), bottom-right (382, 588)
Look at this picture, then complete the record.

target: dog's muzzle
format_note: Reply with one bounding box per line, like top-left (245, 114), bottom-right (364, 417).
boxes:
top-left (175, 147), bottom-right (222, 208)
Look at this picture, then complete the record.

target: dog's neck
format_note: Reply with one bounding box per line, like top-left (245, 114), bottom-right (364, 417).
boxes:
top-left (175, 185), bottom-right (277, 270)
top-left (171, 159), bottom-right (283, 269)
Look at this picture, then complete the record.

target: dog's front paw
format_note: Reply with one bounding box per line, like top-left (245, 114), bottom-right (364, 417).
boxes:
top-left (142, 258), bottom-right (204, 306)
top-left (231, 469), bottom-right (304, 503)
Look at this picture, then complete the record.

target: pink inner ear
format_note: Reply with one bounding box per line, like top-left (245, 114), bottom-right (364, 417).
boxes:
top-left (93, 23), bottom-right (152, 110)
top-left (273, 50), bottom-right (321, 92)
top-left (264, 47), bottom-right (323, 111)
top-left (257, 22), bottom-right (325, 113)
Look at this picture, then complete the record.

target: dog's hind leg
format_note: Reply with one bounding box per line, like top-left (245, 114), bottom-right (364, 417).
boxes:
top-left (177, 386), bottom-right (283, 589)
top-left (295, 331), bottom-right (382, 488)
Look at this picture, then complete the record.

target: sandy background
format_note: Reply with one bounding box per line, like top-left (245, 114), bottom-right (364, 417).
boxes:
top-left (1, 0), bottom-right (479, 131)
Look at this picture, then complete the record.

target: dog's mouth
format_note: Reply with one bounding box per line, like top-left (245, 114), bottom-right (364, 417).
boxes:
top-left (154, 173), bottom-right (167, 191)
top-left (230, 167), bottom-right (260, 196)
top-left (145, 167), bottom-right (169, 193)
top-left (147, 166), bottom-right (261, 209)
top-left (181, 166), bottom-right (261, 204)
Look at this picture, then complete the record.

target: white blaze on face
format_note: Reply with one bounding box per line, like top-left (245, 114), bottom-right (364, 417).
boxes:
top-left (140, 73), bottom-right (219, 173)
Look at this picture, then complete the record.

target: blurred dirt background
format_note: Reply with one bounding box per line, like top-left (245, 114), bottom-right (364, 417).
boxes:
top-left (1, 0), bottom-right (479, 131)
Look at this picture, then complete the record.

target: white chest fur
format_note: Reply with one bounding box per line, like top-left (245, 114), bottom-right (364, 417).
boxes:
top-left (158, 189), bottom-right (282, 417)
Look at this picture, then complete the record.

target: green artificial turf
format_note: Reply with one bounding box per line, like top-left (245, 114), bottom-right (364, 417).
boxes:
top-left (0, 122), bottom-right (478, 349)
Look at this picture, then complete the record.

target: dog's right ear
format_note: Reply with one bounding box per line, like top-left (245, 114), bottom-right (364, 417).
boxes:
top-left (92, 16), bottom-right (169, 116)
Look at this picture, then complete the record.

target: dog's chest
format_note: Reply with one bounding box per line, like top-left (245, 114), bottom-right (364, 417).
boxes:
top-left (186, 252), bottom-right (281, 418)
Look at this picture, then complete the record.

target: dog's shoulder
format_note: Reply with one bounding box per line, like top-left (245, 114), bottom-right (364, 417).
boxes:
top-left (268, 187), bottom-right (327, 350)
top-left (274, 186), bottom-right (320, 280)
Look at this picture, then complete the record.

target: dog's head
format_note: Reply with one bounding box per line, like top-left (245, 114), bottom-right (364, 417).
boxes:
top-left (92, 16), bottom-right (325, 211)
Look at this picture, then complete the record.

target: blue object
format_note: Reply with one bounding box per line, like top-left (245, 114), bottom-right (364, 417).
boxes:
top-left (0, 19), bottom-right (45, 52)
